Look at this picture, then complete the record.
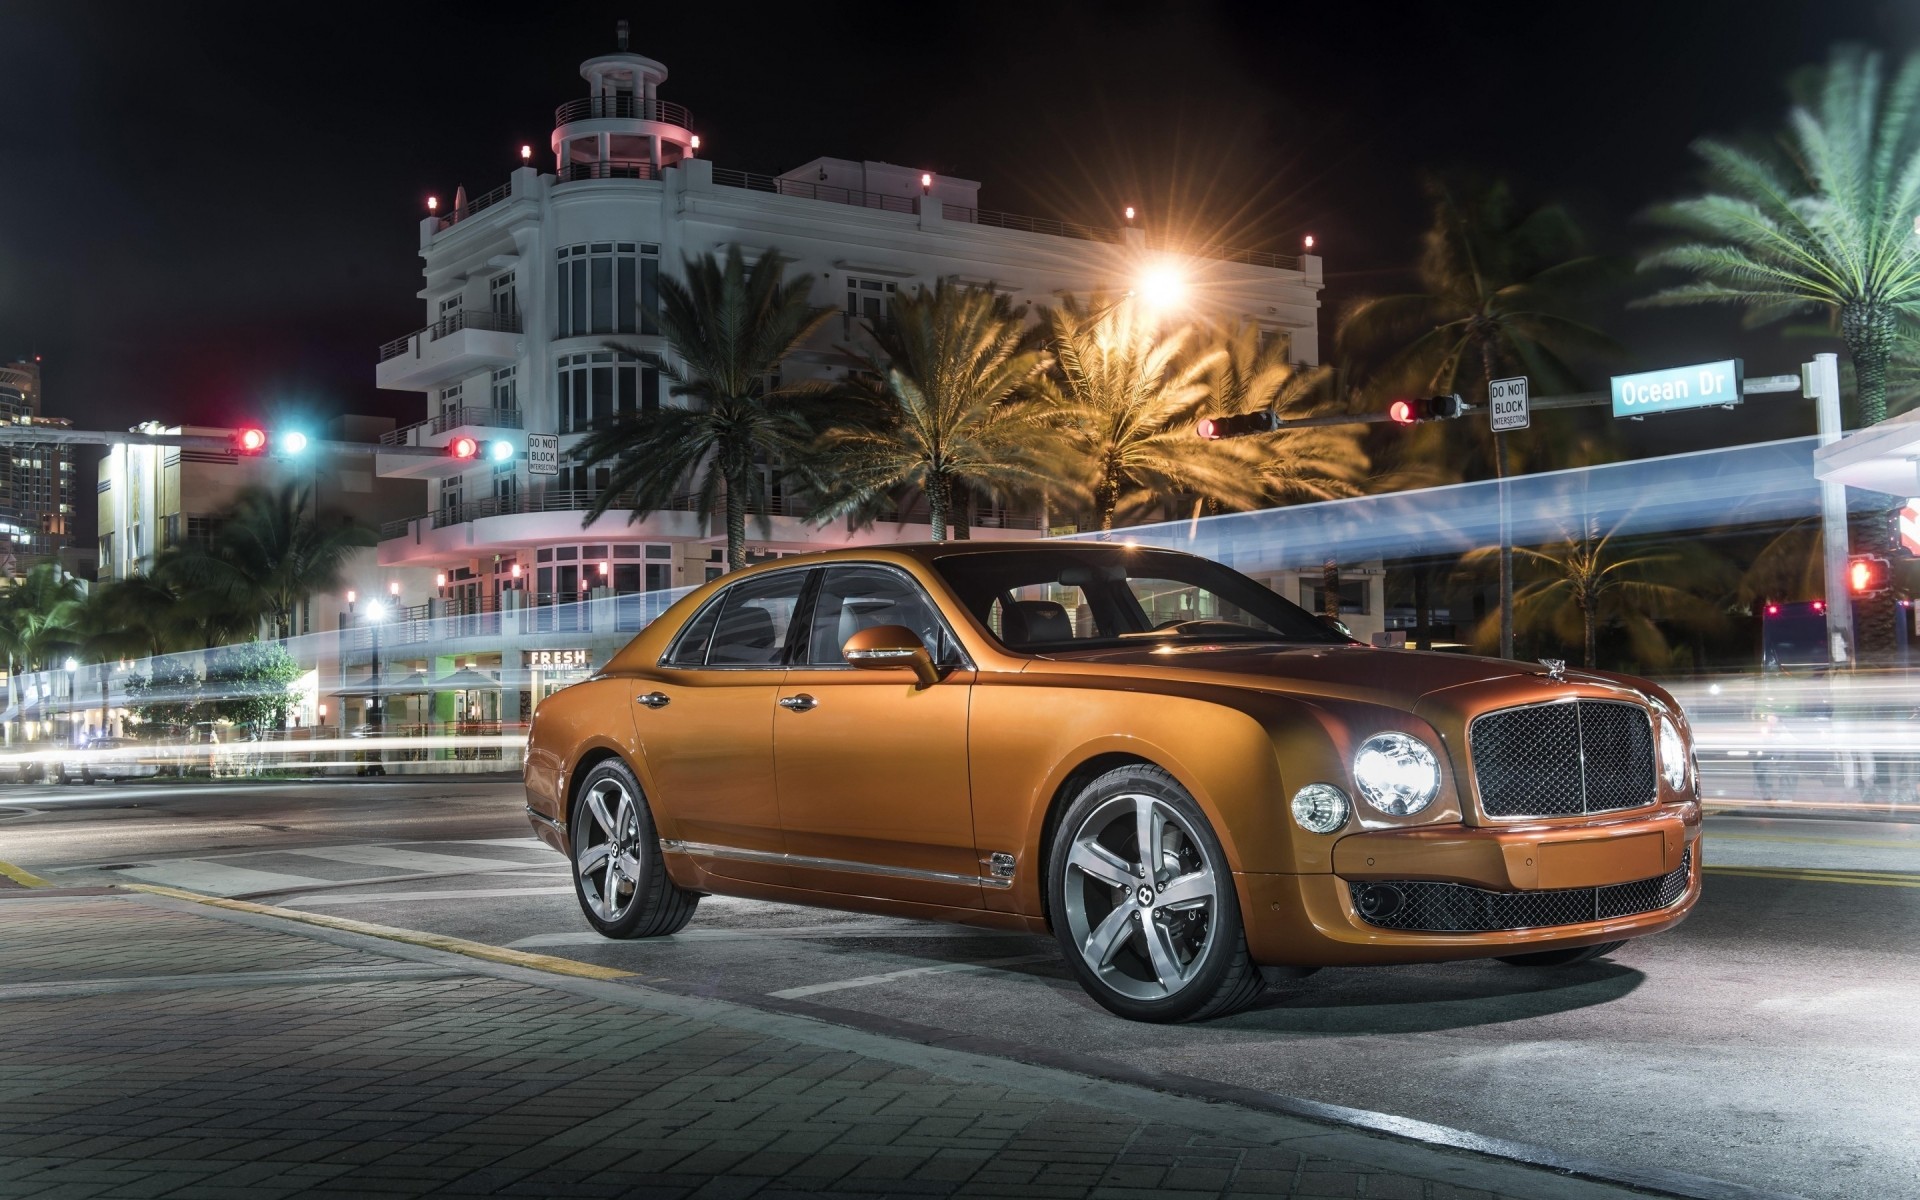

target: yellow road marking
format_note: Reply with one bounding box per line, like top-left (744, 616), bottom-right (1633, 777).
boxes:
top-left (1704, 865), bottom-right (1920, 889)
top-left (0, 859), bottom-right (50, 888)
top-left (128, 884), bottom-right (637, 981)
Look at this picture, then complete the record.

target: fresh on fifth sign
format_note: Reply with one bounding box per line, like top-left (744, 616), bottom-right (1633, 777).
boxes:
top-left (1610, 359), bottom-right (1744, 418)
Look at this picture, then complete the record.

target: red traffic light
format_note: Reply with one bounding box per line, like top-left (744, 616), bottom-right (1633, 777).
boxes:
top-left (449, 436), bottom-right (480, 460)
top-left (1195, 411), bottom-right (1280, 440)
top-left (1388, 400), bottom-right (1416, 425)
top-left (1847, 555), bottom-right (1891, 597)
top-left (1387, 395), bottom-right (1466, 424)
top-left (235, 427), bottom-right (268, 454)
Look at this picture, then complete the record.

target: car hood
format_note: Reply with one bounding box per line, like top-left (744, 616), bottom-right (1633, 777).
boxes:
top-left (1029, 642), bottom-right (1602, 707)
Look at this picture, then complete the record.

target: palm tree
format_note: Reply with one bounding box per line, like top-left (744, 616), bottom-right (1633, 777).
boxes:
top-left (1198, 322), bottom-right (1370, 505)
top-left (0, 564), bottom-right (80, 744)
top-left (1640, 45), bottom-right (1920, 428)
top-left (162, 484), bottom-right (372, 641)
top-left (1339, 177), bottom-right (1617, 658)
top-left (576, 245), bottom-right (838, 571)
top-left (1040, 295), bottom-right (1260, 531)
top-left (1464, 525), bottom-right (1727, 671)
top-left (811, 282), bottom-right (1054, 540)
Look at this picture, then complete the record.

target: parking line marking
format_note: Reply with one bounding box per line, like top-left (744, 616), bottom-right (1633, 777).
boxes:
top-left (508, 923), bottom-right (1033, 949)
top-left (127, 884), bottom-right (638, 981)
top-left (769, 953), bottom-right (1056, 999)
top-left (0, 858), bottom-right (49, 887)
top-left (1704, 865), bottom-right (1920, 888)
top-left (288, 886), bottom-right (576, 907)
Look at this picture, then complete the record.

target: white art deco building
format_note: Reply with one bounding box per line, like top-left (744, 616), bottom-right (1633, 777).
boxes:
top-left (357, 26), bottom-right (1326, 726)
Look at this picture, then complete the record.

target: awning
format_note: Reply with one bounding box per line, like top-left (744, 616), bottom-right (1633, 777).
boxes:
top-left (430, 668), bottom-right (502, 690)
top-left (330, 671), bottom-right (432, 698)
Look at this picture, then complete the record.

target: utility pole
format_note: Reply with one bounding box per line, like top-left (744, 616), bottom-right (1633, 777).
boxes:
top-left (1806, 352), bottom-right (1853, 665)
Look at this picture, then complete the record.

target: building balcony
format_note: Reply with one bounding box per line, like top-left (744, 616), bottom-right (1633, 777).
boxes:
top-left (375, 309), bottom-right (523, 392)
top-left (376, 407), bottom-right (526, 481)
top-left (379, 489), bottom-right (707, 565)
top-left (555, 95), bottom-right (693, 128)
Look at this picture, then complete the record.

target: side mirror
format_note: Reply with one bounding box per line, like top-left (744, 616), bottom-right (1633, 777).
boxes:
top-left (843, 624), bottom-right (939, 688)
top-left (1318, 615), bottom-right (1353, 639)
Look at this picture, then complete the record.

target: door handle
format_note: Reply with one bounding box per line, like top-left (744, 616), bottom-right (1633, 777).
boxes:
top-left (777, 693), bottom-right (818, 712)
top-left (635, 692), bottom-right (671, 709)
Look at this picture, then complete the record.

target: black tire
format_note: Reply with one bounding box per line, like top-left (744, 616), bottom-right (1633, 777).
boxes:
top-left (1496, 940), bottom-right (1626, 967)
top-left (1047, 764), bottom-right (1264, 1023)
top-left (569, 757), bottom-right (698, 939)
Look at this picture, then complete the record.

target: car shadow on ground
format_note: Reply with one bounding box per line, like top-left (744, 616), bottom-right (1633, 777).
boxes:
top-left (1220, 962), bottom-right (1646, 1034)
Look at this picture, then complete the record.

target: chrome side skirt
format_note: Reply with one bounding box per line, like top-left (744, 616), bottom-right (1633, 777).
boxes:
top-left (526, 806), bottom-right (567, 836)
top-left (659, 838), bottom-right (1013, 891)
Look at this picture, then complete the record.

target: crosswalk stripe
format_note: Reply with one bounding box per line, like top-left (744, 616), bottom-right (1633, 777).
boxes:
top-left (768, 954), bottom-right (1057, 999)
top-left (115, 860), bottom-right (332, 897)
top-left (282, 845), bottom-right (544, 875)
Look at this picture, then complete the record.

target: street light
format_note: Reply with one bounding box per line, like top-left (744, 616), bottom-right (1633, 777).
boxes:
top-left (63, 658), bottom-right (77, 747)
top-left (1136, 262), bottom-right (1187, 312)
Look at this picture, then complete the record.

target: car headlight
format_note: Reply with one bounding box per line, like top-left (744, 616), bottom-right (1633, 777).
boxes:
top-left (1352, 733), bottom-right (1441, 816)
top-left (1658, 715), bottom-right (1688, 792)
top-left (1290, 783), bottom-right (1350, 834)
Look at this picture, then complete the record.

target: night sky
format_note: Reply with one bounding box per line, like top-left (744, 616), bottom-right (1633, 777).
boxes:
top-left (2, 1), bottom-right (1915, 543)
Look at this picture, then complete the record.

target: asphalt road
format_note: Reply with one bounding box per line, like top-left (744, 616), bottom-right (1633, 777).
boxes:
top-left (6, 778), bottom-right (1919, 1200)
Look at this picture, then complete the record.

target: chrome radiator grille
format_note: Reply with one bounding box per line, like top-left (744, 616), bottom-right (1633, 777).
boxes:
top-left (1469, 699), bottom-right (1656, 819)
top-left (1351, 849), bottom-right (1693, 933)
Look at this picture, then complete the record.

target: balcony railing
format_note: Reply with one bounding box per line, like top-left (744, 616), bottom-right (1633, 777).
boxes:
top-left (943, 205), bottom-right (1126, 246)
top-left (710, 168), bottom-right (917, 214)
top-left (433, 182), bottom-right (512, 231)
top-left (556, 161), bottom-right (660, 184)
top-left (555, 95), bottom-right (694, 128)
top-left (379, 406), bottom-right (525, 447)
top-left (378, 308), bottom-right (524, 363)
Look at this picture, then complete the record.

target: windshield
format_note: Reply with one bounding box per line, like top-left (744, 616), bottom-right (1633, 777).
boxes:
top-left (931, 547), bottom-right (1347, 652)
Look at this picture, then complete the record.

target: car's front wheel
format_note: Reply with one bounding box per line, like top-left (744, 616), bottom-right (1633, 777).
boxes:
top-left (1048, 764), bottom-right (1263, 1022)
top-left (569, 758), bottom-right (698, 939)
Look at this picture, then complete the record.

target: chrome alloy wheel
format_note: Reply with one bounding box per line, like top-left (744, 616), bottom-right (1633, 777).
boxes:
top-left (1061, 792), bottom-right (1219, 1002)
top-left (575, 777), bottom-right (644, 923)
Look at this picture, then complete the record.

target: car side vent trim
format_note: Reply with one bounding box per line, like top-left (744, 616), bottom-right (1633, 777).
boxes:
top-left (660, 839), bottom-right (1014, 890)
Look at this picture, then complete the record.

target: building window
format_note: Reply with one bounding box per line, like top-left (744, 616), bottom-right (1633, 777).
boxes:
top-left (439, 383), bottom-right (464, 422)
top-left (556, 351), bottom-right (661, 434)
top-left (491, 367), bottom-right (517, 412)
top-left (438, 293), bottom-right (464, 319)
top-left (493, 460), bottom-right (519, 509)
top-left (846, 277), bottom-right (897, 326)
top-left (645, 543), bottom-right (673, 591)
top-left (1300, 576), bottom-right (1370, 616)
top-left (441, 476), bottom-right (464, 522)
top-left (556, 242), bottom-right (659, 337)
top-left (490, 272), bottom-right (518, 317)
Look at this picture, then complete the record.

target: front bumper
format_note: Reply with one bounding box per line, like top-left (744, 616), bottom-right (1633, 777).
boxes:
top-left (1240, 806), bottom-right (1703, 967)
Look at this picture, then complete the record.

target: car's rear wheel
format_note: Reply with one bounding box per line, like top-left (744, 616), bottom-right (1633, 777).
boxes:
top-left (1496, 940), bottom-right (1625, 967)
top-left (1048, 764), bottom-right (1263, 1023)
top-left (569, 758), bottom-right (698, 939)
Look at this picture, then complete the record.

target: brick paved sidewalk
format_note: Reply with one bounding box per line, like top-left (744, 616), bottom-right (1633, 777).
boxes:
top-left (0, 890), bottom-right (1664, 1199)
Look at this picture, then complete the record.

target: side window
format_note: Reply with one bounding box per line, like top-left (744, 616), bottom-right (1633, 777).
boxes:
top-left (661, 596), bottom-right (723, 667)
top-left (703, 570), bottom-right (808, 666)
top-left (806, 566), bottom-right (952, 667)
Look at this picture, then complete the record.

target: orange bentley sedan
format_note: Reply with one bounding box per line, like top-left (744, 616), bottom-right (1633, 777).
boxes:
top-left (524, 542), bottom-right (1702, 1022)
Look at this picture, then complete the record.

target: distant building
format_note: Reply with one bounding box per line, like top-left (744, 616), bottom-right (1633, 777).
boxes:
top-left (95, 416), bottom-right (430, 630)
top-left (0, 358), bottom-right (76, 562)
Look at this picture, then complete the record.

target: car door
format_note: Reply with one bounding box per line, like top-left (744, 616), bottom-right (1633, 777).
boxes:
top-left (630, 567), bottom-right (810, 887)
top-left (772, 563), bottom-right (982, 908)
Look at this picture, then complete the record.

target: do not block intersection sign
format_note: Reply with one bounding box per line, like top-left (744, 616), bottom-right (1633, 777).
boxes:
top-left (1489, 377), bottom-right (1529, 432)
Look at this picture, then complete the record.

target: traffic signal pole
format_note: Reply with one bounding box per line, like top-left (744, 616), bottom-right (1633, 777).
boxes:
top-left (0, 426), bottom-right (445, 458)
top-left (1806, 352), bottom-right (1853, 665)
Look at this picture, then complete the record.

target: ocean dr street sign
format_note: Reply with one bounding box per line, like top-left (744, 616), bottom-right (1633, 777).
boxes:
top-left (1489, 376), bottom-right (1530, 431)
top-left (1611, 359), bottom-right (1744, 418)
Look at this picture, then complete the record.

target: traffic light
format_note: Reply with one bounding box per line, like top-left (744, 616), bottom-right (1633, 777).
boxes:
top-left (232, 427), bottom-right (311, 456)
top-left (1848, 555), bottom-right (1891, 597)
top-left (1196, 411), bottom-right (1280, 440)
top-left (1388, 394), bottom-right (1467, 424)
top-left (449, 436), bottom-right (515, 463)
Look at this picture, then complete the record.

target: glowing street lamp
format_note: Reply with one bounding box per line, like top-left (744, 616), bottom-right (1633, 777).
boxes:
top-left (1135, 262), bottom-right (1187, 312)
top-left (520, 144), bottom-right (533, 165)
top-left (427, 196), bottom-right (439, 215)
